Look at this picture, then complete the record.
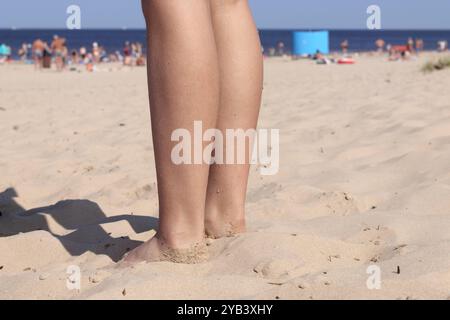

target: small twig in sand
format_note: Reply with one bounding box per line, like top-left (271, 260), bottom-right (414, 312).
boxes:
top-left (268, 282), bottom-right (284, 286)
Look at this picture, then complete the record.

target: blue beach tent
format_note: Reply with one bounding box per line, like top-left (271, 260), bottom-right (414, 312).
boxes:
top-left (292, 31), bottom-right (330, 56)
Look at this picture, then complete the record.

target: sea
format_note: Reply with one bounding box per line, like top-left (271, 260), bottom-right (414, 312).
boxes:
top-left (1, 29), bottom-right (450, 58)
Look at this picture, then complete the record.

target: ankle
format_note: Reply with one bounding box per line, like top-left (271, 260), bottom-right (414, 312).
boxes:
top-left (156, 228), bottom-right (205, 249)
top-left (204, 202), bottom-right (246, 238)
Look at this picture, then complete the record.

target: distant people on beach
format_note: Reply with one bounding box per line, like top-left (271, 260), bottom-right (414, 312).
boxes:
top-left (79, 46), bottom-right (87, 61)
top-left (17, 43), bottom-right (29, 62)
top-left (387, 37), bottom-right (428, 61)
top-left (51, 35), bottom-right (67, 71)
top-left (415, 38), bottom-right (424, 53)
top-left (25, 37), bottom-right (146, 71)
top-left (276, 41), bottom-right (285, 56)
top-left (262, 42), bottom-right (286, 58)
top-left (375, 38), bottom-right (385, 53)
top-left (406, 37), bottom-right (415, 54)
top-left (340, 39), bottom-right (349, 54)
top-left (32, 39), bottom-right (46, 69)
top-left (123, 41), bottom-right (132, 66)
top-left (92, 42), bottom-right (101, 63)
top-left (437, 40), bottom-right (448, 52)
top-left (70, 49), bottom-right (79, 65)
top-left (266, 47), bottom-right (276, 57)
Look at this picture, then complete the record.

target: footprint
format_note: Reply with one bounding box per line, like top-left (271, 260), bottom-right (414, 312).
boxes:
top-left (253, 259), bottom-right (301, 279)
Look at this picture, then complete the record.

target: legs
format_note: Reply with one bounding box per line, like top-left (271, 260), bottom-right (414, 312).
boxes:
top-left (205, 0), bottom-right (263, 238)
top-left (124, 0), bottom-right (220, 263)
top-left (124, 0), bottom-right (263, 263)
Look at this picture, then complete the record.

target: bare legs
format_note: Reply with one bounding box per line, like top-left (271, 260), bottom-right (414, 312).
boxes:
top-left (205, 0), bottom-right (263, 238)
top-left (124, 0), bottom-right (219, 263)
top-left (124, 0), bottom-right (262, 263)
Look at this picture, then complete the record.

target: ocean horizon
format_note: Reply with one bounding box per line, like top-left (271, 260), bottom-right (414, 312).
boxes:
top-left (1, 29), bottom-right (450, 57)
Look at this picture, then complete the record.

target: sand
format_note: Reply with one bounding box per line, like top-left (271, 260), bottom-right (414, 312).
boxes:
top-left (1, 53), bottom-right (450, 300)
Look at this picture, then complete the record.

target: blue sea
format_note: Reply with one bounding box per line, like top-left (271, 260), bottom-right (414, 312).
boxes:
top-left (1, 29), bottom-right (450, 58)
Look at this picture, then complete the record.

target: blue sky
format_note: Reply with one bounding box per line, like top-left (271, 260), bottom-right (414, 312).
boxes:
top-left (0, 0), bottom-right (449, 29)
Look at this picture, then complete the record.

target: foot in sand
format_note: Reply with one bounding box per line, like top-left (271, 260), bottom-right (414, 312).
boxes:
top-left (122, 235), bottom-right (208, 265)
top-left (205, 211), bottom-right (246, 239)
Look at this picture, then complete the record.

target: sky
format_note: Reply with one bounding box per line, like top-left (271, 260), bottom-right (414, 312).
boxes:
top-left (0, 0), bottom-right (449, 30)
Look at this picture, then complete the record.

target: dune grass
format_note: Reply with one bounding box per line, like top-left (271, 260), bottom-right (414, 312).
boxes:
top-left (422, 56), bottom-right (450, 73)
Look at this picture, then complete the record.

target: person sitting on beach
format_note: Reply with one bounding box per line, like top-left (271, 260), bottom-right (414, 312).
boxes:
top-left (123, 0), bottom-right (263, 264)
top-left (51, 35), bottom-right (67, 71)
top-left (32, 39), bottom-right (45, 69)
top-left (313, 50), bottom-right (324, 60)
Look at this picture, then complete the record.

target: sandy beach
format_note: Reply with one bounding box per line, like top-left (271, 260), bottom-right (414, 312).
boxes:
top-left (1, 53), bottom-right (450, 299)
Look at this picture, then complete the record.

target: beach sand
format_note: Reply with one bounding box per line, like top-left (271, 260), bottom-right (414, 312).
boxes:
top-left (1, 53), bottom-right (450, 299)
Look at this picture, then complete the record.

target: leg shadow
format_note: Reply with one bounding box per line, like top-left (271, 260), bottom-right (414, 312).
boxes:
top-left (0, 188), bottom-right (158, 262)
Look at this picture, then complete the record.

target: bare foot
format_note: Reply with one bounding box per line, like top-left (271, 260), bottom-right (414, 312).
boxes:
top-left (205, 215), bottom-right (246, 239)
top-left (121, 235), bottom-right (208, 265)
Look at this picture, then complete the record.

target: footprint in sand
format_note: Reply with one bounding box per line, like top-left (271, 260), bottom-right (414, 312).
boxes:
top-left (253, 259), bottom-right (301, 279)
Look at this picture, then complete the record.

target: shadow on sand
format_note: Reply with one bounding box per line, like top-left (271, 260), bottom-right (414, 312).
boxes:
top-left (0, 187), bottom-right (157, 262)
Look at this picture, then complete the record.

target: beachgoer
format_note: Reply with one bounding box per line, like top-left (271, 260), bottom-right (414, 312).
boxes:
top-left (123, 41), bottom-right (132, 66)
top-left (136, 42), bottom-right (143, 59)
top-left (341, 39), bottom-right (349, 54)
top-left (437, 40), bottom-right (448, 52)
top-left (312, 50), bottom-right (324, 60)
top-left (70, 50), bottom-right (79, 65)
top-left (375, 38), bottom-right (385, 53)
top-left (415, 39), bottom-right (424, 53)
top-left (32, 39), bottom-right (45, 69)
top-left (51, 35), bottom-right (67, 71)
top-left (79, 46), bottom-right (87, 62)
top-left (276, 41), bottom-right (285, 56)
top-left (407, 37), bottom-right (415, 54)
top-left (92, 42), bottom-right (101, 63)
top-left (115, 50), bottom-right (124, 63)
top-left (136, 55), bottom-right (146, 66)
top-left (18, 43), bottom-right (28, 62)
top-left (268, 47), bottom-right (276, 57)
top-left (123, 0), bottom-right (263, 264)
